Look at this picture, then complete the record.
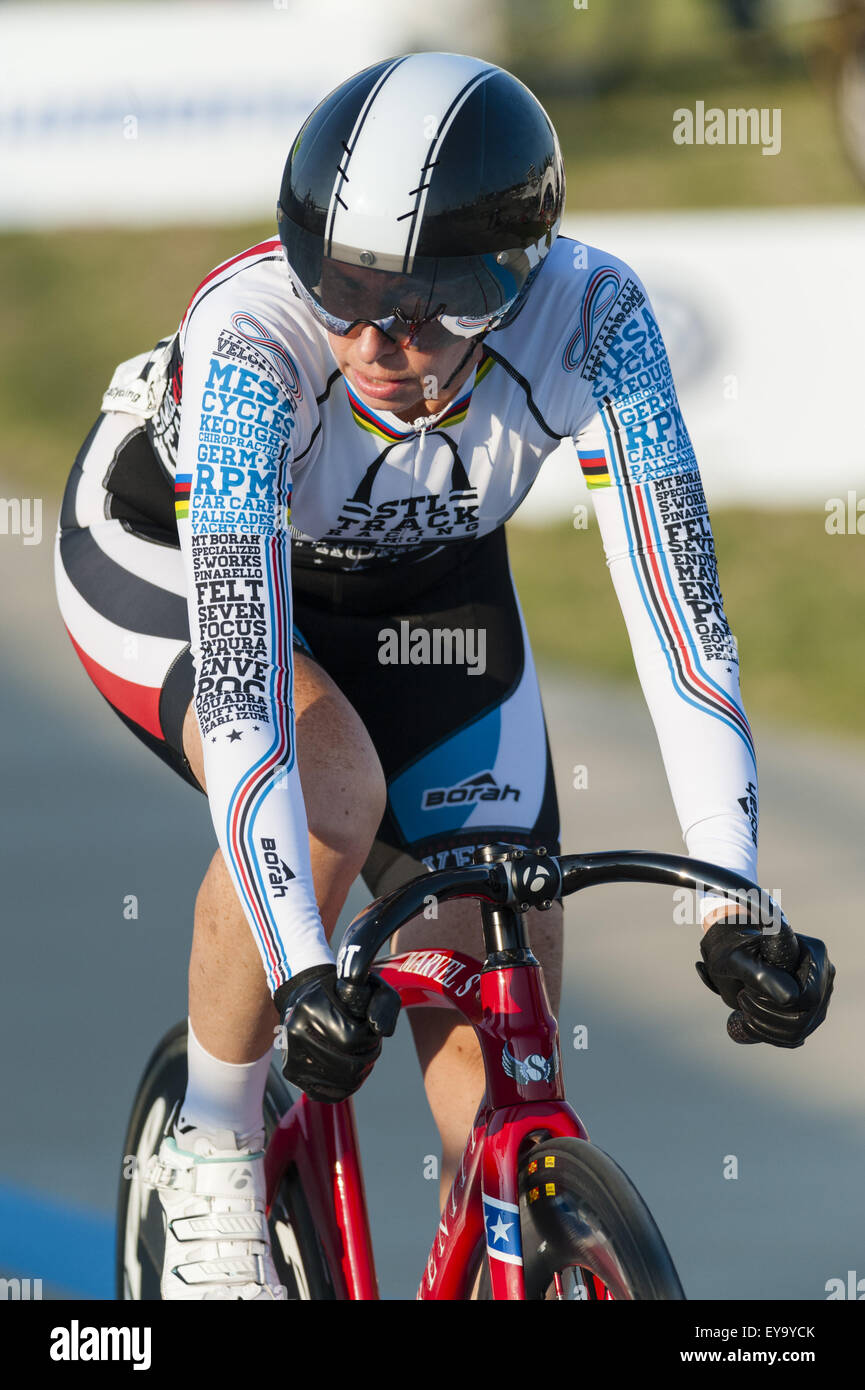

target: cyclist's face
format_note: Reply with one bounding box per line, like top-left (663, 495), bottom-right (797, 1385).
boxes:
top-left (327, 323), bottom-right (478, 416)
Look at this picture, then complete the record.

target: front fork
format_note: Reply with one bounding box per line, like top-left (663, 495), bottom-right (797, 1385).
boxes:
top-left (417, 1101), bottom-right (588, 1300)
top-left (481, 1102), bottom-right (589, 1300)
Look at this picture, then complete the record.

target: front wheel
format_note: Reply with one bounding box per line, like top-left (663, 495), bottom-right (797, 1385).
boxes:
top-left (518, 1137), bottom-right (685, 1300)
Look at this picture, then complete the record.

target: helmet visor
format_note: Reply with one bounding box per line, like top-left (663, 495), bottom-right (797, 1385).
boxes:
top-left (278, 210), bottom-right (559, 343)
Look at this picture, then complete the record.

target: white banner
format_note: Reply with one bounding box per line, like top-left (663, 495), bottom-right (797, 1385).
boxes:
top-left (1, 3), bottom-right (859, 508)
top-left (0, 0), bottom-right (502, 226)
top-left (521, 209), bottom-right (865, 513)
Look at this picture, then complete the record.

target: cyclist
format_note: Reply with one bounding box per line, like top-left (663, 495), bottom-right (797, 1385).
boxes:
top-left (55, 52), bottom-right (833, 1300)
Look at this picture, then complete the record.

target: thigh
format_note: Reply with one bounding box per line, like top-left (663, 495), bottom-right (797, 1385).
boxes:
top-left (183, 652), bottom-right (386, 936)
top-left (182, 650), bottom-right (386, 840)
top-left (58, 412), bottom-right (379, 809)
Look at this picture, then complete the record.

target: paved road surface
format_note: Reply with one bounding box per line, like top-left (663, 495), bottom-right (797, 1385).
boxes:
top-left (1, 504), bottom-right (862, 1299)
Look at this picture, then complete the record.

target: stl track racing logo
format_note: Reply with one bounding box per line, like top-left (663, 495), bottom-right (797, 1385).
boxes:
top-left (501, 1045), bottom-right (559, 1085)
top-left (421, 771), bottom-right (520, 810)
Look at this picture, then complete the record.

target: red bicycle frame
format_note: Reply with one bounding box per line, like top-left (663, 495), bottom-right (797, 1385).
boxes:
top-left (262, 845), bottom-right (790, 1300)
top-left (264, 947), bottom-right (588, 1301)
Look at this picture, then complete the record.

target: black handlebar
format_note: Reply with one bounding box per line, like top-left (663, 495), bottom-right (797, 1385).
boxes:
top-left (334, 847), bottom-right (794, 1013)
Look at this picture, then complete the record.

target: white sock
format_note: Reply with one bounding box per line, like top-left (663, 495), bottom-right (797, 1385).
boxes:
top-left (177, 1018), bottom-right (273, 1147)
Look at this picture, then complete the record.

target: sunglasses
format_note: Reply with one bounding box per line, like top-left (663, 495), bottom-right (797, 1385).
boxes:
top-left (283, 252), bottom-right (520, 350)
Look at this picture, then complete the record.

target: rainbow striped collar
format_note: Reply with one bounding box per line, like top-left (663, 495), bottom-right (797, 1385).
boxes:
top-left (344, 352), bottom-right (495, 442)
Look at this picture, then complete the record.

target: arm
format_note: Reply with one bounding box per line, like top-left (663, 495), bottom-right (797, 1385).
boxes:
top-left (175, 297), bottom-right (331, 991)
top-left (573, 273), bottom-right (757, 930)
top-left (561, 253), bottom-right (833, 1043)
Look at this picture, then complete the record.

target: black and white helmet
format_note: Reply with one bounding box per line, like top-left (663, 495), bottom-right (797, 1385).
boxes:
top-left (277, 52), bottom-right (566, 347)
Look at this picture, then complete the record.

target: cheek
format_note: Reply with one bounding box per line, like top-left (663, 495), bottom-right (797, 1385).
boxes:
top-left (326, 333), bottom-right (350, 368)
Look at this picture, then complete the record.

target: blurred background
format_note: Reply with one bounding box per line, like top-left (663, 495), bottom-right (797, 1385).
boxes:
top-left (1, 0), bottom-right (863, 1301)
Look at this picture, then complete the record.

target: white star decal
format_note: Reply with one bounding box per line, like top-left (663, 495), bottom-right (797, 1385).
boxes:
top-left (489, 1213), bottom-right (512, 1246)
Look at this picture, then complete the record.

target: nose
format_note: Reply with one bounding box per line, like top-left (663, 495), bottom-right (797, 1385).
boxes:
top-left (355, 324), bottom-right (400, 363)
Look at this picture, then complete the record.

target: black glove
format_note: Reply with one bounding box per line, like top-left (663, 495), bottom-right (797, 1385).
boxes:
top-left (273, 963), bottom-right (400, 1102)
top-left (696, 919), bottom-right (835, 1048)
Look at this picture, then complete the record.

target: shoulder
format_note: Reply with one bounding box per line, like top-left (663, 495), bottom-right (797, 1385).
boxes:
top-left (487, 237), bottom-right (653, 433)
top-left (179, 239), bottom-right (286, 335)
top-left (178, 238), bottom-right (334, 397)
top-left (495, 236), bottom-right (650, 374)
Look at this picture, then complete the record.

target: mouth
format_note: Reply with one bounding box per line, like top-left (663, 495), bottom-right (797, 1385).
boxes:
top-left (350, 368), bottom-right (411, 399)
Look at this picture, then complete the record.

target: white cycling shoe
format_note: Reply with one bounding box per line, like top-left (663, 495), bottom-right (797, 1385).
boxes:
top-left (143, 1126), bottom-right (287, 1300)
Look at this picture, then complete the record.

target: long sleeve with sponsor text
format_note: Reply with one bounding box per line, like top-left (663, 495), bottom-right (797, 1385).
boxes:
top-left (175, 294), bottom-right (332, 992)
top-left (572, 268), bottom-right (759, 898)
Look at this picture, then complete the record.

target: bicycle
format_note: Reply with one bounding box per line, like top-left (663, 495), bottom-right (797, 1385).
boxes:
top-left (116, 842), bottom-right (794, 1300)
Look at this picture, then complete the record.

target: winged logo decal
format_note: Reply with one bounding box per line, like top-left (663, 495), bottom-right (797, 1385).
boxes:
top-left (501, 1044), bottom-right (559, 1085)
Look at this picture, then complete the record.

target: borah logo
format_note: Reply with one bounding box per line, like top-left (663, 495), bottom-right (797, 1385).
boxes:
top-left (737, 781), bottom-right (758, 848)
top-left (260, 837), bottom-right (295, 898)
top-left (422, 772), bottom-right (520, 810)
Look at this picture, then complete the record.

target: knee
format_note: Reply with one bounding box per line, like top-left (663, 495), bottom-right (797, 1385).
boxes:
top-left (298, 719), bottom-right (387, 867)
top-left (183, 687), bottom-right (387, 870)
